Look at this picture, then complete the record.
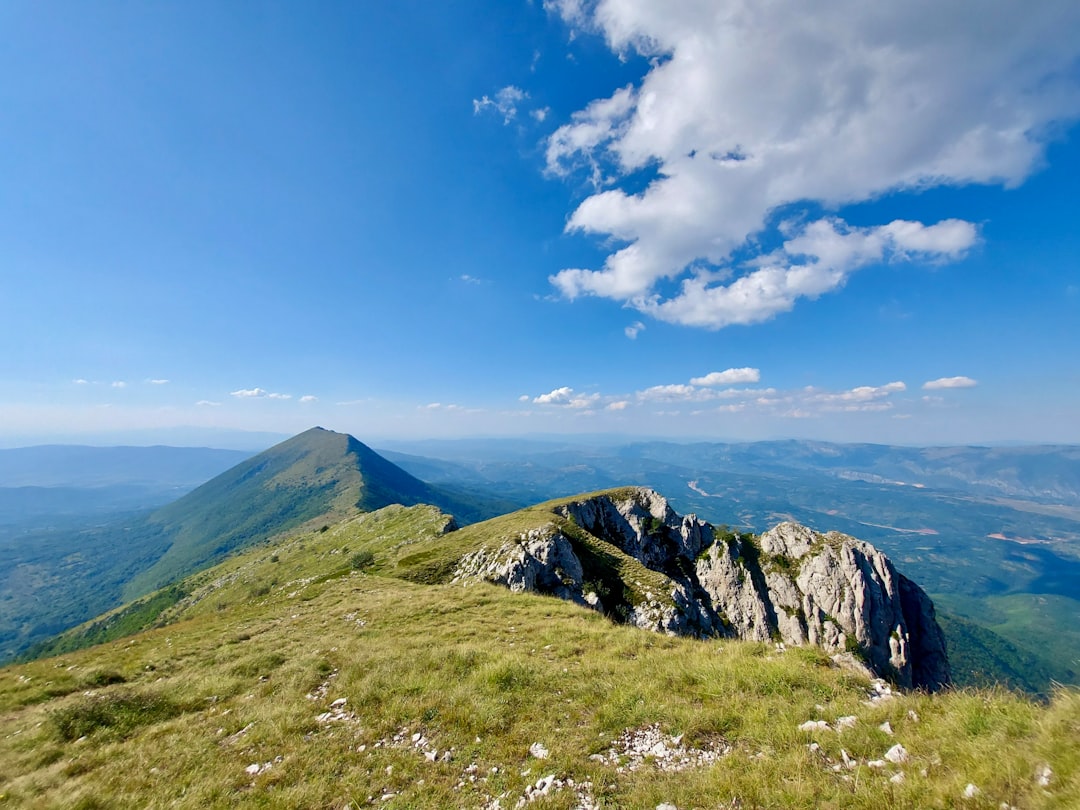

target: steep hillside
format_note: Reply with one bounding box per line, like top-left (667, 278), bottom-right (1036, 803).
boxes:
top-left (2, 500), bottom-right (1077, 809)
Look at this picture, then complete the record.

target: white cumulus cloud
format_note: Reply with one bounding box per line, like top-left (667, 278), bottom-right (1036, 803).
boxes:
top-left (299, 395), bottom-right (318, 403)
top-left (544, 0), bottom-right (1080, 328)
top-left (534, 386), bottom-right (575, 405)
top-left (691, 367), bottom-right (761, 386)
top-left (923, 376), bottom-right (978, 390)
top-left (532, 386), bottom-right (599, 408)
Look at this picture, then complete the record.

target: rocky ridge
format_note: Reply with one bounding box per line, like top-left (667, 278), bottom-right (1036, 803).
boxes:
top-left (452, 487), bottom-right (950, 690)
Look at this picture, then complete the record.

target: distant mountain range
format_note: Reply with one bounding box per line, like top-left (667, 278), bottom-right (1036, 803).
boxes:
top-left (377, 437), bottom-right (1080, 506)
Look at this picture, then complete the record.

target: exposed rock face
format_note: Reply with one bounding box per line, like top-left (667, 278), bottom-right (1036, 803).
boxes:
top-left (451, 524), bottom-right (586, 605)
top-left (451, 487), bottom-right (950, 690)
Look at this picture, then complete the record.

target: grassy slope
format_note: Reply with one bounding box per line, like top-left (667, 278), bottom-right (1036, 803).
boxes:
top-left (2, 502), bottom-right (1079, 809)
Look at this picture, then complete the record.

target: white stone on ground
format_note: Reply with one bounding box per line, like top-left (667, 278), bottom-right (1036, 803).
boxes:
top-left (884, 743), bottom-right (909, 764)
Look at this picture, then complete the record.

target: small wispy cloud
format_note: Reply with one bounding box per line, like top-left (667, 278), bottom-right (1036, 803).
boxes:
top-left (607, 400), bottom-right (630, 411)
top-left (111, 381), bottom-right (127, 389)
top-left (531, 106), bottom-right (550, 122)
top-left (923, 376), bottom-right (977, 390)
top-left (196, 400), bottom-right (221, 407)
top-left (637, 384), bottom-right (709, 402)
top-left (73, 378), bottom-right (89, 385)
top-left (473, 85), bottom-right (528, 124)
top-left (625, 321), bottom-right (645, 339)
top-left (690, 367), bottom-right (761, 386)
top-left (230, 387), bottom-right (291, 400)
top-left (459, 274), bottom-right (483, 285)
top-left (802, 381), bottom-right (906, 412)
top-left (148, 379), bottom-right (169, 385)
top-left (299, 395), bottom-right (318, 403)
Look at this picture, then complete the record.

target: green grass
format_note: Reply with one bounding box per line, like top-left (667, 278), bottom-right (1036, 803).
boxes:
top-left (1, 497), bottom-right (1078, 808)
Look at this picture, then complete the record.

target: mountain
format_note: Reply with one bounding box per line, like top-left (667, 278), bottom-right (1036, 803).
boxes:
top-left (124, 426), bottom-right (517, 598)
top-left (4, 495), bottom-right (1075, 809)
top-left (1, 428), bottom-right (515, 662)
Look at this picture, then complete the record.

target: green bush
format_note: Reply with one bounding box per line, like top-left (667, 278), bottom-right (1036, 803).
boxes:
top-left (350, 549), bottom-right (376, 570)
top-left (49, 690), bottom-right (183, 741)
top-left (80, 670), bottom-right (127, 689)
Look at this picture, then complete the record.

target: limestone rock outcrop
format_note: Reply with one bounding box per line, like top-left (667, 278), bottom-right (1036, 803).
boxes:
top-left (451, 487), bottom-right (950, 690)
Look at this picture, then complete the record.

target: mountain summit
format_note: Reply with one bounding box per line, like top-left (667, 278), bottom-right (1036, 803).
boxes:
top-left (124, 427), bottom-right (501, 598)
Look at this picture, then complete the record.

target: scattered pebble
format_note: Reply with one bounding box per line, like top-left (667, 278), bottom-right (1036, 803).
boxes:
top-left (588, 724), bottom-right (728, 773)
top-left (963, 783), bottom-right (980, 799)
top-left (244, 761), bottom-right (273, 776)
top-left (1036, 763), bottom-right (1052, 787)
top-left (798, 720), bottom-right (829, 732)
top-left (878, 721), bottom-right (893, 735)
top-left (529, 742), bottom-right (550, 760)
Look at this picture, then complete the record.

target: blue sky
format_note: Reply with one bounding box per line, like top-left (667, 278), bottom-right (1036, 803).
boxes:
top-left (2, 1), bottom-right (1078, 448)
